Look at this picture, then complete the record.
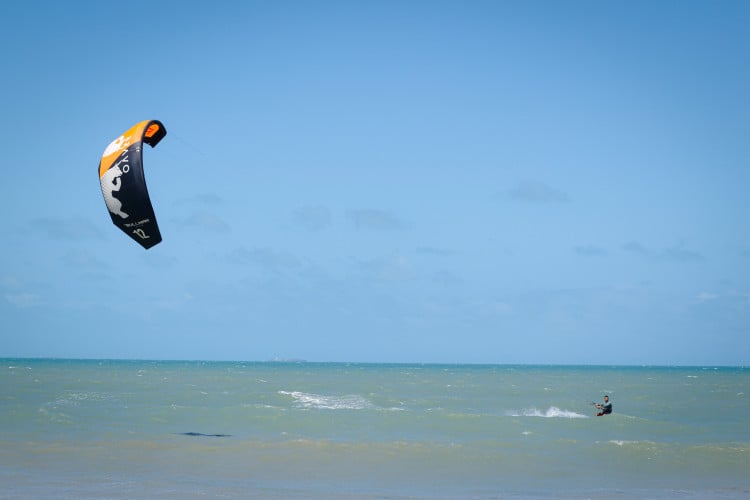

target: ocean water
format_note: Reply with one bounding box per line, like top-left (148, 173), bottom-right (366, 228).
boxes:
top-left (1, 360), bottom-right (748, 499)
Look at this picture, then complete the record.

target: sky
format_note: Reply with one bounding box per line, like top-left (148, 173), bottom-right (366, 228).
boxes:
top-left (1, 1), bottom-right (748, 365)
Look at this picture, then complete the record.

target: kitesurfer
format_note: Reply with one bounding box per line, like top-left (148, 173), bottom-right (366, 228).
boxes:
top-left (595, 395), bottom-right (612, 416)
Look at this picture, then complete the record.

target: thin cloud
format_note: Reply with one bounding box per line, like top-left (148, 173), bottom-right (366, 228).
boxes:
top-left (31, 217), bottom-right (102, 240)
top-left (291, 205), bottom-right (331, 232)
top-left (417, 246), bottom-right (455, 256)
top-left (623, 241), bottom-right (651, 256)
top-left (175, 193), bottom-right (223, 206)
top-left (175, 212), bottom-right (231, 233)
top-left (574, 244), bottom-right (608, 257)
top-left (354, 253), bottom-right (414, 282)
top-left (1, 275), bottom-right (22, 289)
top-left (347, 209), bottom-right (405, 231)
top-left (432, 270), bottom-right (463, 286)
top-left (229, 246), bottom-right (300, 273)
top-left (507, 181), bottom-right (569, 203)
top-left (62, 250), bottom-right (106, 269)
top-left (5, 292), bottom-right (41, 308)
top-left (661, 246), bottom-right (704, 262)
top-left (143, 252), bottom-right (179, 269)
top-left (0, 276), bottom-right (38, 308)
top-left (623, 241), bottom-right (704, 262)
top-left (490, 301), bottom-right (513, 315)
top-left (696, 292), bottom-right (719, 302)
top-left (693, 291), bottom-right (750, 309)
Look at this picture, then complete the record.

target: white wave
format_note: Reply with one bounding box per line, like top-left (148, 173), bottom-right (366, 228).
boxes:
top-left (610, 440), bottom-right (638, 446)
top-left (50, 391), bottom-right (115, 407)
top-left (605, 440), bottom-right (656, 447)
top-left (507, 406), bottom-right (588, 419)
top-left (278, 391), bottom-right (374, 410)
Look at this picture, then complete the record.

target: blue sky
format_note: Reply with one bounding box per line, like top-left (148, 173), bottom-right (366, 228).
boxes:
top-left (1, 1), bottom-right (748, 364)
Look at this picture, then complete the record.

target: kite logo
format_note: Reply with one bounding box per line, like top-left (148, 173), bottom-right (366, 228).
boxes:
top-left (102, 134), bottom-right (131, 157)
top-left (132, 228), bottom-right (150, 240)
top-left (100, 154), bottom-right (130, 219)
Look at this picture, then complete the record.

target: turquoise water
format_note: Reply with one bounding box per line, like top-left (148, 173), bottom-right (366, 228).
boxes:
top-left (1, 360), bottom-right (748, 498)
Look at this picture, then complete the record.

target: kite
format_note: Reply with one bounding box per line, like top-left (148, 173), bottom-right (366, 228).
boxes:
top-left (98, 120), bottom-right (167, 249)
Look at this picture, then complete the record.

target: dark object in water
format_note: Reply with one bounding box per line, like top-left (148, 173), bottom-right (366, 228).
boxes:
top-left (178, 432), bottom-right (231, 437)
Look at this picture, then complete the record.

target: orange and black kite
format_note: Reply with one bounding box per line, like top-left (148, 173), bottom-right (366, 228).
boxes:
top-left (98, 120), bottom-right (167, 249)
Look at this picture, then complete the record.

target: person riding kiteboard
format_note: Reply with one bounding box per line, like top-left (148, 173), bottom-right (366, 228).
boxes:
top-left (594, 395), bottom-right (612, 416)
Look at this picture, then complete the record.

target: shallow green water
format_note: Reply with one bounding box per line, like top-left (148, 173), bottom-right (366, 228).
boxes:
top-left (1, 360), bottom-right (748, 498)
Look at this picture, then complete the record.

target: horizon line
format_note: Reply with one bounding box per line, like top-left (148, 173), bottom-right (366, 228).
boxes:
top-left (1, 356), bottom-right (746, 369)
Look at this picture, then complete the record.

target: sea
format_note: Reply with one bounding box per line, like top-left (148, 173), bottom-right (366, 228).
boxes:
top-left (1, 360), bottom-right (748, 499)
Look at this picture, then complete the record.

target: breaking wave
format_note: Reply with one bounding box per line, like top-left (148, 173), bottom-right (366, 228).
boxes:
top-left (279, 391), bottom-right (374, 410)
top-left (507, 406), bottom-right (588, 419)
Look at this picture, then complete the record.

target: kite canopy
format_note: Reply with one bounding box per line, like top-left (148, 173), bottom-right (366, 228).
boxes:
top-left (98, 120), bottom-right (167, 249)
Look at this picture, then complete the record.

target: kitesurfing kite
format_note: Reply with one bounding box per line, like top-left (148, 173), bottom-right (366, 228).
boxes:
top-left (98, 120), bottom-right (167, 249)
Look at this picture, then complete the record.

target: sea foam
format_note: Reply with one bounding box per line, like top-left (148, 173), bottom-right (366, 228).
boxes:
top-left (278, 390), bottom-right (374, 410)
top-left (507, 406), bottom-right (588, 419)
